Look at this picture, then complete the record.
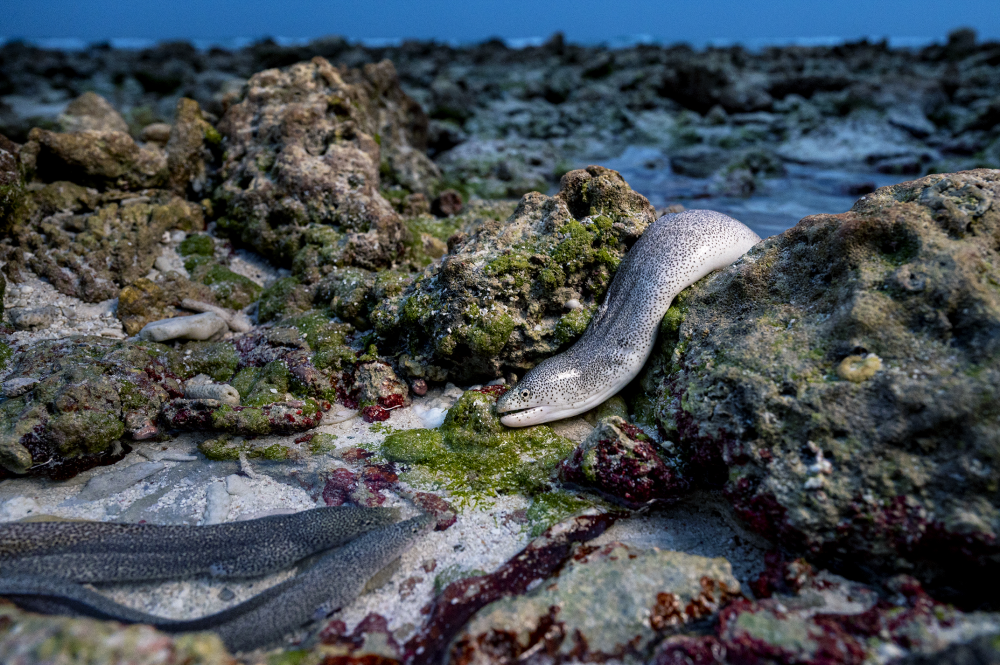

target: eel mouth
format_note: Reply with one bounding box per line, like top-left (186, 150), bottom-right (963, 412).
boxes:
top-left (498, 406), bottom-right (551, 428)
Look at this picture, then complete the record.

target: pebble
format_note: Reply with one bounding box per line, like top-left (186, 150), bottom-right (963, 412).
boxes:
top-left (74, 462), bottom-right (167, 502)
top-left (138, 312), bottom-right (228, 342)
top-left (225, 474), bottom-right (252, 496)
top-left (9, 306), bottom-right (60, 331)
top-left (411, 378), bottom-right (428, 396)
top-left (564, 299), bottom-right (582, 310)
top-left (203, 481), bottom-right (232, 525)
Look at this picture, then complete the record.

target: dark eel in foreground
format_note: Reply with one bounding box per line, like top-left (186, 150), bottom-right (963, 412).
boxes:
top-left (0, 507), bottom-right (434, 652)
top-left (497, 210), bottom-right (761, 426)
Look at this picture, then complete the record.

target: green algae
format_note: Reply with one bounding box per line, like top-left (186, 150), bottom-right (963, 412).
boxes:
top-left (282, 310), bottom-right (356, 371)
top-left (196, 264), bottom-right (261, 310)
top-left (554, 305), bottom-right (595, 345)
top-left (173, 341), bottom-right (239, 382)
top-left (309, 433), bottom-right (338, 454)
top-left (258, 277), bottom-right (307, 323)
top-left (526, 491), bottom-right (596, 537)
top-left (380, 390), bottom-right (575, 504)
top-left (178, 233), bottom-right (214, 257)
top-left (199, 434), bottom-right (293, 461)
top-left (230, 360), bottom-right (291, 407)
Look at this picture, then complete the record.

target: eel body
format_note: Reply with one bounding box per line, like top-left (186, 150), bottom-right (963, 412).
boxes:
top-left (0, 506), bottom-right (397, 582)
top-left (0, 512), bottom-right (434, 652)
top-left (497, 210), bottom-right (760, 426)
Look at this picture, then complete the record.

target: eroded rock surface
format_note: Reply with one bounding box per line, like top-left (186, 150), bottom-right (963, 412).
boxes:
top-left (214, 57), bottom-right (436, 272)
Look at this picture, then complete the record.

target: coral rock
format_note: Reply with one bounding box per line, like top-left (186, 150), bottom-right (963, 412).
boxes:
top-left (138, 311), bottom-right (227, 342)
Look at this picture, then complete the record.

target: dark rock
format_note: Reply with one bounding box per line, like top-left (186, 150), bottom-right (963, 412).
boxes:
top-left (431, 189), bottom-right (463, 217)
top-left (559, 416), bottom-right (689, 506)
top-left (638, 169), bottom-right (1000, 603)
top-left (0, 337), bottom-right (182, 478)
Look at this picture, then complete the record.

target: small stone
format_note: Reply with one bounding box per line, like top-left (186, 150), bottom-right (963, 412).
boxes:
top-left (564, 299), bottom-right (582, 310)
top-left (203, 480), bottom-right (231, 525)
top-left (1, 377), bottom-right (38, 397)
top-left (9, 305), bottom-right (60, 330)
top-left (58, 92), bottom-right (129, 134)
top-left (431, 189), bottom-right (463, 217)
top-left (140, 122), bottom-right (173, 146)
top-left (138, 311), bottom-right (227, 342)
top-left (411, 378), bottom-right (428, 396)
top-left (218, 588), bottom-right (236, 601)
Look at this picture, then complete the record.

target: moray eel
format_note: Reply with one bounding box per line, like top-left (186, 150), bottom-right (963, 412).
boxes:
top-left (497, 210), bottom-right (761, 426)
top-left (0, 510), bottom-right (434, 652)
top-left (0, 506), bottom-right (397, 582)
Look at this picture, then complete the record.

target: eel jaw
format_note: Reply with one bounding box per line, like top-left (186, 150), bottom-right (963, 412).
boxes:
top-left (498, 403), bottom-right (586, 427)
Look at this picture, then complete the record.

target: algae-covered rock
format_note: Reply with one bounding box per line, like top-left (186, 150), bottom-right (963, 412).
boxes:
top-left (163, 398), bottom-right (323, 437)
top-left (0, 337), bottom-right (182, 478)
top-left (0, 602), bottom-right (235, 665)
top-left (451, 543), bottom-right (739, 664)
top-left (655, 561), bottom-right (1000, 665)
top-left (0, 133), bottom-right (24, 235)
top-left (374, 165), bottom-right (656, 382)
top-left (7, 185), bottom-right (203, 302)
top-left (23, 126), bottom-right (169, 190)
top-left (214, 57), bottom-right (432, 273)
top-left (117, 273), bottom-right (217, 336)
top-left (381, 388), bottom-right (575, 501)
top-left (638, 169), bottom-right (1000, 602)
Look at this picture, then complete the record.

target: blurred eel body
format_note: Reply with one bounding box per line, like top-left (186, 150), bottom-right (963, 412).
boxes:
top-left (0, 508), bottom-right (433, 652)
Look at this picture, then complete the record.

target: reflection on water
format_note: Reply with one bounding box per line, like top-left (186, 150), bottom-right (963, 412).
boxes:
top-left (601, 146), bottom-right (917, 239)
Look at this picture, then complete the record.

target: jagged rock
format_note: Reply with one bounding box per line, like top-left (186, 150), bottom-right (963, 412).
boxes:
top-left (355, 360), bottom-right (409, 409)
top-left (637, 169), bottom-right (1000, 604)
top-left (57, 92), bottom-right (130, 134)
top-left (214, 57), bottom-right (435, 273)
top-left (559, 416), bottom-right (688, 505)
top-left (373, 165), bottom-right (656, 382)
top-left (5, 184), bottom-right (203, 302)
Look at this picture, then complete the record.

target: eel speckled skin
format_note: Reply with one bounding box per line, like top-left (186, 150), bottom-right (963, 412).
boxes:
top-left (0, 506), bottom-right (398, 582)
top-left (0, 512), bottom-right (434, 652)
top-left (497, 210), bottom-right (760, 426)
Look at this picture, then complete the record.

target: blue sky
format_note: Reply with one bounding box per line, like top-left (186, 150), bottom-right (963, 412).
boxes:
top-left (5, 0), bottom-right (1000, 47)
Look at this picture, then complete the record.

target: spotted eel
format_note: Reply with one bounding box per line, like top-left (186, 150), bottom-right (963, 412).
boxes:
top-left (497, 210), bottom-right (760, 426)
top-left (0, 508), bottom-right (433, 652)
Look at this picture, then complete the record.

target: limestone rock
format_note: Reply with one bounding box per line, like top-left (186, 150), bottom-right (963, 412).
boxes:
top-left (57, 92), bottom-right (129, 134)
top-left (214, 57), bottom-right (432, 272)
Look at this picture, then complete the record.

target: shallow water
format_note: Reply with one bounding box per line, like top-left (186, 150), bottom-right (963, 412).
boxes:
top-left (602, 146), bottom-right (917, 239)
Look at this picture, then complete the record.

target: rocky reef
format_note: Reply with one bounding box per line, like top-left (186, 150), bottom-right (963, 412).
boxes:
top-left (0, 31), bottom-right (999, 665)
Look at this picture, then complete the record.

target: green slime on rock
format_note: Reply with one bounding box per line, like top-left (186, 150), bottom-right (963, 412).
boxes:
top-left (380, 390), bottom-right (577, 506)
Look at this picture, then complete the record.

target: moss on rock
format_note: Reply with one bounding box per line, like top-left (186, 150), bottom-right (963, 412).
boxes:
top-left (374, 166), bottom-right (656, 381)
top-left (381, 389), bottom-right (575, 503)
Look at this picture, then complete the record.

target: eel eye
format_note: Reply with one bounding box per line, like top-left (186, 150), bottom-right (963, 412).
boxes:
top-left (521, 389), bottom-right (530, 399)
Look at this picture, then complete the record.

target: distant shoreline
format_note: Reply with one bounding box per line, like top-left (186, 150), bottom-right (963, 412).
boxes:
top-left (0, 33), bottom-right (954, 54)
